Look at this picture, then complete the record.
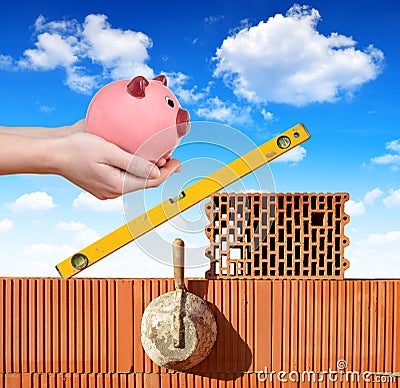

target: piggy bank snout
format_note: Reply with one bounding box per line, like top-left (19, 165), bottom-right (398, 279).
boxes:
top-left (176, 108), bottom-right (190, 138)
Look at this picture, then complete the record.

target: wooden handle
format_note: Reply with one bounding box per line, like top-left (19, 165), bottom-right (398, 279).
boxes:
top-left (172, 238), bottom-right (185, 290)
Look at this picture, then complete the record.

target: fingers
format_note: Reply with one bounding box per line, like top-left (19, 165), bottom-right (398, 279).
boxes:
top-left (107, 144), bottom-right (160, 179)
top-left (145, 159), bottom-right (182, 188)
top-left (122, 158), bottom-right (182, 194)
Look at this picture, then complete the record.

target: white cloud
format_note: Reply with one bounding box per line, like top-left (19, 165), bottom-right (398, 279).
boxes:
top-left (363, 187), bottom-right (383, 205)
top-left (8, 191), bottom-right (57, 213)
top-left (371, 138), bottom-right (400, 169)
top-left (383, 189), bottom-right (400, 208)
top-left (24, 243), bottom-right (75, 258)
top-left (0, 54), bottom-right (14, 70)
top-left (82, 14), bottom-right (154, 80)
top-left (196, 96), bottom-right (252, 125)
top-left (3, 14), bottom-right (154, 94)
top-left (73, 228), bottom-right (100, 245)
top-left (72, 192), bottom-right (123, 212)
top-left (0, 218), bottom-right (13, 234)
top-left (56, 219), bottom-right (99, 245)
top-left (213, 4), bottom-right (383, 106)
top-left (39, 104), bottom-right (55, 113)
top-left (346, 231), bottom-right (400, 278)
top-left (165, 71), bottom-right (212, 106)
top-left (261, 109), bottom-right (274, 122)
top-left (345, 199), bottom-right (366, 216)
top-left (18, 32), bottom-right (79, 70)
top-left (204, 15), bottom-right (224, 26)
top-left (56, 220), bottom-right (86, 231)
top-left (273, 145), bottom-right (306, 164)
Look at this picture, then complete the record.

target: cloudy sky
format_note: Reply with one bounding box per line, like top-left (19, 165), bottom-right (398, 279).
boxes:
top-left (0, 0), bottom-right (399, 278)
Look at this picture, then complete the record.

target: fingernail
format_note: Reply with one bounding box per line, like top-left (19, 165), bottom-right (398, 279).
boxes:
top-left (148, 165), bottom-right (160, 178)
top-left (174, 165), bottom-right (182, 173)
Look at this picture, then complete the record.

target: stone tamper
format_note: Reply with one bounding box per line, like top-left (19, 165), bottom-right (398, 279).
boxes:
top-left (141, 238), bottom-right (217, 371)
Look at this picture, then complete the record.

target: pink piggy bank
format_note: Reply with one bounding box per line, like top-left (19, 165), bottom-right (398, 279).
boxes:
top-left (86, 74), bottom-right (190, 163)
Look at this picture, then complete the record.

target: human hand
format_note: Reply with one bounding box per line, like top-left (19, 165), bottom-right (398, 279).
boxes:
top-left (55, 131), bottom-right (181, 199)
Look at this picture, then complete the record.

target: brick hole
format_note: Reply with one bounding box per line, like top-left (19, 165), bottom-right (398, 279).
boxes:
top-left (327, 196), bottom-right (333, 208)
top-left (278, 212), bottom-right (284, 226)
top-left (327, 229), bottom-right (333, 243)
top-left (262, 262), bottom-right (268, 276)
top-left (261, 213), bottom-right (267, 226)
top-left (295, 245), bottom-right (301, 258)
top-left (312, 245), bottom-right (317, 258)
top-left (287, 254), bottom-right (293, 267)
top-left (319, 237), bottom-right (325, 250)
top-left (294, 195), bottom-right (300, 209)
top-left (295, 229), bottom-right (301, 242)
top-left (254, 203), bottom-right (260, 215)
top-left (269, 237), bottom-right (276, 251)
top-left (262, 196), bottom-right (268, 209)
top-left (304, 237), bottom-right (309, 251)
top-left (279, 245), bottom-right (285, 258)
top-left (270, 254), bottom-right (276, 267)
top-left (327, 261), bottom-right (333, 275)
top-left (253, 220), bottom-right (260, 231)
top-left (230, 262), bottom-right (236, 276)
top-left (287, 237), bottom-right (293, 251)
top-left (246, 246), bottom-right (252, 259)
top-left (253, 238), bottom-right (260, 251)
top-left (261, 228), bottom-right (268, 242)
top-left (303, 204), bottom-right (309, 217)
top-left (286, 220), bottom-right (292, 234)
top-left (311, 212), bottom-right (325, 226)
top-left (278, 196), bottom-right (284, 209)
top-left (245, 229), bottom-right (251, 242)
top-left (328, 213), bottom-right (333, 226)
top-left (311, 262), bottom-right (317, 276)
top-left (335, 204), bottom-right (341, 217)
top-left (278, 229), bottom-right (284, 243)
top-left (304, 221), bottom-right (309, 234)
top-left (294, 212), bottom-right (300, 225)
top-left (295, 262), bottom-right (300, 275)
top-left (221, 254), bottom-right (227, 268)
top-left (312, 229), bottom-right (317, 243)
top-left (221, 239), bottom-right (227, 251)
top-left (269, 221), bottom-right (276, 234)
top-left (254, 254), bottom-right (260, 267)
top-left (319, 253), bottom-right (325, 267)
top-left (246, 262), bottom-right (252, 275)
top-left (286, 203), bottom-right (292, 217)
top-left (270, 204), bottom-right (276, 217)
top-left (311, 196), bottom-right (317, 209)
top-left (279, 262), bottom-right (285, 275)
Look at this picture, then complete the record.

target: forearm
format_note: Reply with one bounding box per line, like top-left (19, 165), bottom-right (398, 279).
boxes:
top-left (0, 125), bottom-right (73, 138)
top-left (0, 133), bottom-right (61, 175)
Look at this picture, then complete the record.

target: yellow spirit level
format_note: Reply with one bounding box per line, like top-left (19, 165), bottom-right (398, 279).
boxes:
top-left (56, 123), bottom-right (310, 278)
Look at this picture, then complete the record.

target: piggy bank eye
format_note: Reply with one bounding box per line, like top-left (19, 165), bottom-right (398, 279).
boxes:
top-left (165, 96), bottom-right (175, 108)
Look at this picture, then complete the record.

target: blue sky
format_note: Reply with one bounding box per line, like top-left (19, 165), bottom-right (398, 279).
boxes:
top-left (0, 0), bottom-right (399, 278)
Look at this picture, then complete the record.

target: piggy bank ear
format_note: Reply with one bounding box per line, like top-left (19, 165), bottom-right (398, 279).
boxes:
top-left (153, 75), bottom-right (167, 86)
top-left (127, 76), bottom-right (149, 98)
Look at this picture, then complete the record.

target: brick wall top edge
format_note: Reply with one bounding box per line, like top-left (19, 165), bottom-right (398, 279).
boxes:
top-left (1, 277), bottom-right (400, 283)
